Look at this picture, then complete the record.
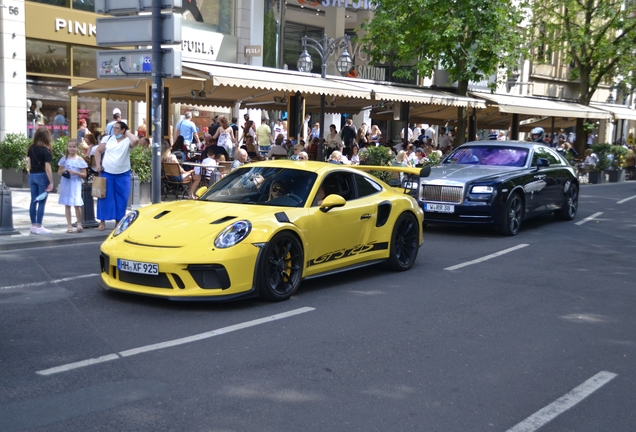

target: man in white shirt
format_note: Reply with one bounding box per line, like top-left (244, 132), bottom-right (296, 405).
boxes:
top-left (401, 126), bottom-right (414, 143)
top-left (424, 124), bottom-right (436, 147)
top-left (438, 127), bottom-right (452, 154)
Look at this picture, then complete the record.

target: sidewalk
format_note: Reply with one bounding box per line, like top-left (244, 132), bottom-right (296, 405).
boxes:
top-left (0, 188), bottom-right (114, 251)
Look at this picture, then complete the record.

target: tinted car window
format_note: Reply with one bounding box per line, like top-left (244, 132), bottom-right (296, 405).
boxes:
top-left (532, 147), bottom-right (562, 166)
top-left (445, 146), bottom-right (529, 167)
top-left (354, 173), bottom-right (382, 198)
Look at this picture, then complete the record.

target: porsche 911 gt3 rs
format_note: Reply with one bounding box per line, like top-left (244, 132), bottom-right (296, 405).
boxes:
top-left (99, 160), bottom-right (431, 301)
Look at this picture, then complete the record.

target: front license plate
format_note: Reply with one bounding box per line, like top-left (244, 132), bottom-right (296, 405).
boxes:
top-left (117, 259), bottom-right (158, 275)
top-left (424, 203), bottom-right (455, 213)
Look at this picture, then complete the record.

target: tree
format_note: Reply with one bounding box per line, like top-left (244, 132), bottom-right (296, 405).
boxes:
top-left (361, 0), bottom-right (528, 145)
top-left (532, 0), bottom-right (636, 153)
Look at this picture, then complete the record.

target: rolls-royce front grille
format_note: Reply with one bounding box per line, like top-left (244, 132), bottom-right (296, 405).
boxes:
top-left (421, 185), bottom-right (463, 204)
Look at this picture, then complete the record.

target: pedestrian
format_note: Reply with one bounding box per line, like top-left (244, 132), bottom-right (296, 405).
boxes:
top-left (175, 111), bottom-right (200, 150)
top-left (488, 129), bottom-right (498, 140)
top-left (256, 117), bottom-right (273, 155)
top-left (212, 115), bottom-right (236, 158)
top-left (26, 127), bottom-right (54, 235)
top-left (77, 118), bottom-right (89, 143)
top-left (57, 138), bottom-right (88, 233)
top-left (438, 127), bottom-right (452, 154)
top-left (52, 107), bottom-right (68, 139)
top-left (105, 108), bottom-right (122, 135)
top-left (93, 121), bottom-right (140, 231)
top-left (341, 118), bottom-right (357, 147)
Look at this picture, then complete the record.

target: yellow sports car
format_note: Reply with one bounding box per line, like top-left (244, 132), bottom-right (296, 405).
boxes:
top-left (99, 160), bottom-right (430, 301)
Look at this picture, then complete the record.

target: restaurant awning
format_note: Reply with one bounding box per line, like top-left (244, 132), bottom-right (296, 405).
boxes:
top-left (470, 91), bottom-right (612, 120)
top-left (591, 102), bottom-right (636, 121)
top-left (70, 61), bottom-right (371, 111)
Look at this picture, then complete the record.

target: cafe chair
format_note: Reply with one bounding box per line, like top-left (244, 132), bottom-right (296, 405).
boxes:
top-left (161, 162), bottom-right (192, 200)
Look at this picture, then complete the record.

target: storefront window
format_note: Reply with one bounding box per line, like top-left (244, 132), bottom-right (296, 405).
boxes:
top-left (78, 97), bottom-right (101, 137)
top-left (72, 0), bottom-right (93, 11)
top-left (27, 0), bottom-right (70, 7)
top-left (180, 0), bottom-right (234, 35)
top-left (26, 77), bottom-right (70, 139)
top-left (27, 40), bottom-right (71, 76)
top-left (73, 46), bottom-right (98, 78)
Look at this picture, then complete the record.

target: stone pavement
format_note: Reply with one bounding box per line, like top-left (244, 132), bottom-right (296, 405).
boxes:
top-left (0, 188), bottom-right (115, 251)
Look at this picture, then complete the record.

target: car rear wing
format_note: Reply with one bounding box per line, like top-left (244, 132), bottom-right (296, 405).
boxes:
top-left (349, 165), bottom-right (431, 196)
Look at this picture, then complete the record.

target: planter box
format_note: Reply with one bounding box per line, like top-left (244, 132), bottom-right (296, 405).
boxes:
top-left (588, 171), bottom-right (606, 184)
top-left (605, 170), bottom-right (625, 183)
top-left (0, 168), bottom-right (61, 190)
top-left (140, 181), bottom-right (152, 204)
top-left (0, 168), bottom-right (29, 188)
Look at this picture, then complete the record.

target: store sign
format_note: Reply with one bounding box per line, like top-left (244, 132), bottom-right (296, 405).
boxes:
top-left (298, 0), bottom-right (374, 10)
top-left (245, 45), bottom-right (262, 57)
top-left (55, 18), bottom-right (97, 37)
top-left (356, 65), bottom-right (386, 81)
top-left (180, 26), bottom-right (224, 62)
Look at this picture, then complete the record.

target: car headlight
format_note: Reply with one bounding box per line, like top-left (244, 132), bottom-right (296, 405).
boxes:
top-left (113, 211), bottom-right (138, 237)
top-left (214, 220), bottom-right (252, 248)
top-left (471, 185), bottom-right (494, 194)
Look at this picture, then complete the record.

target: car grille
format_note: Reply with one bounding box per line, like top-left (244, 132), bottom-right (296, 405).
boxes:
top-left (421, 185), bottom-right (463, 204)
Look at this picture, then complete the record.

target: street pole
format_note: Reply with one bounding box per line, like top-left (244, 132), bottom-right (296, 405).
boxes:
top-left (151, 0), bottom-right (163, 204)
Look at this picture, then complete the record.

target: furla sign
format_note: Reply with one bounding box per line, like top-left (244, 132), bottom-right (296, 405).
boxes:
top-left (180, 26), bottom-right (224, 62)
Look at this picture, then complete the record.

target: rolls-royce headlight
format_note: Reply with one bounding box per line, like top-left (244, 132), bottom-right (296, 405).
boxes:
top-left (471, 186), bottom-right (494, 194)
top-left (214, 220), bottom-right (252, 248)
top-left (113, 211), bottom-right (138, 237)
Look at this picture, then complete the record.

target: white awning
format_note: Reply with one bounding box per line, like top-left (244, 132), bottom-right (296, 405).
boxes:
top-left (182, 62), bottom-right (370, 101)
top-left (591, 102), bottom-right (636, 121)
top-left (470, 91), bottom-right (612, 120)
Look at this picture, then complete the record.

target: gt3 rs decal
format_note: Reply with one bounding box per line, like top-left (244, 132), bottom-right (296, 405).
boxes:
top-left (308, 242), bottom-right (389, 267)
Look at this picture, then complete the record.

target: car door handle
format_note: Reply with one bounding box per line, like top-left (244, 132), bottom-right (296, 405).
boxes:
top-left (534, 175), bottom-right (546, 180)
top-left (360, 214), bottom-right (372, 220)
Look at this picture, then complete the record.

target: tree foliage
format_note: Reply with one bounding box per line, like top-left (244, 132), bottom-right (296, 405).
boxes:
top-left (361, 0), bottom-right (527, 144)
top-left (532, 0), bottom-right (636, 152)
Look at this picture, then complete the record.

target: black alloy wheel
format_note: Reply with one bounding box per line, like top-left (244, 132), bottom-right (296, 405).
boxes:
top-left (555, 183), bottom-right (578, 220)
top-left (497, 192), bottom-right (523, 236)
top-left (257, 232), bottom-right (304, 301)
top-left (388, 212), bottom-right (420, 271)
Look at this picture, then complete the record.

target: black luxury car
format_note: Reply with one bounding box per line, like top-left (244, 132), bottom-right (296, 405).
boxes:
top-left (417, 141), bottom-right (579, 235)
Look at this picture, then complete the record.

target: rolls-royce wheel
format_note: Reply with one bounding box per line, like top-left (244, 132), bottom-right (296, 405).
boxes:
top-left (388, 212), bottom-right (420, 271)
top-left (555, 182), bottom-right (578, 221)
top-left (497, 192), bottom-right (523, 236)
top-left (257, 232), bottom-right (304, 301)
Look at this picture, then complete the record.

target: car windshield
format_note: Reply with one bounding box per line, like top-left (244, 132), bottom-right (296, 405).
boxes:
top-left (444, 146), bottom-right (529, 167)
top-left (198, 166), bottom-right (317, 207)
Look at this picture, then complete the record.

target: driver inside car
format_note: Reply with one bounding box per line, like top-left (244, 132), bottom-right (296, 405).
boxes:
top-left (267, 181), bottom-right (286, 201)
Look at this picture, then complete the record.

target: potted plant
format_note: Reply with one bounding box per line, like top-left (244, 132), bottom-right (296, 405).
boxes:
top-left (129, 145), bottom-right (152, 204)
top-left (362, 145), bottom-right (394, 184)
top-left (588, 143), bottom-right (611, 184)
top-left (606, 145), bottom-right (628, 182)
top-left (0, 133), bottom-right (30, 187)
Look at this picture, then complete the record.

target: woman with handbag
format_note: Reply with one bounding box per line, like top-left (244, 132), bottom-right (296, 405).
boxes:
top-left (26, 127), bottom-right (54, 235)
top-left (93, 121), bottom-right (139, 231)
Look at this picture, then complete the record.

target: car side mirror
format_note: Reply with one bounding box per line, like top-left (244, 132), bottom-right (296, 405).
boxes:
top-left (536, 158), bottom-right (550, 168)
top-left (319, 194), bottom-right (346, 213)
top-left (195, 186), bottom-right (207, 198)
top-left (419, 165), bottom-right (431, 178)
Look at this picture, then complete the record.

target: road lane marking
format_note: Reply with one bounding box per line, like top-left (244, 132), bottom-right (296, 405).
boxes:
top-left (36, 307), bottom-right (315, 376)
top-left (505, 371), bottom-right (617, 432)
top-left (0, 274), bottom-right (99, 291)
top-left (575, 212), bottom-right (603, 226)
top-left (617, 194), bottom-right (636, 204)
top-left (444, 244), bottom-right (529, 271)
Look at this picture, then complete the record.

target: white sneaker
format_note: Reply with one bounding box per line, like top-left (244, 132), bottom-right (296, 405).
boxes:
top-left (33, 227), bottom-right (52, 235)
top-left (30, 226), bottom-right (38, 234)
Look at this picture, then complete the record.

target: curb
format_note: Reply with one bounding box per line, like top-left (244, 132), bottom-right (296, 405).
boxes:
top-left (0, 229), bottom-right (111, 251)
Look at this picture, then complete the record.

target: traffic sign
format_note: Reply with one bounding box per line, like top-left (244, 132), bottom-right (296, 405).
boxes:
top-left (96, 14), bottom-right (182, 46)
top-left (95, 0), bottom-right (183, 15)
top-left (97, 49), bottom-right (182, 78)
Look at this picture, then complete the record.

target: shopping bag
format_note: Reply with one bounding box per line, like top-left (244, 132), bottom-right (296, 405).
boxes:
top-left (92, 176), bottom-right (107, 198)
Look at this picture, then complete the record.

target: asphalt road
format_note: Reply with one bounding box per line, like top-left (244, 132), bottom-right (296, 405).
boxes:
top-left (1, 182), bottom-right (635, 432)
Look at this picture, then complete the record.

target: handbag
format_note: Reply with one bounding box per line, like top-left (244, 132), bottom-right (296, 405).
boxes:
top-left (92, 175), bottom-right (107, 198)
